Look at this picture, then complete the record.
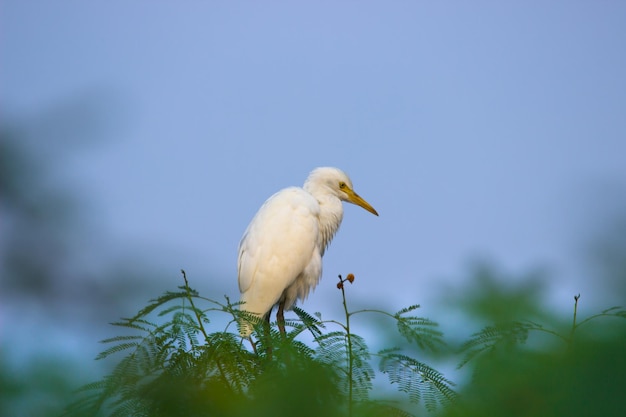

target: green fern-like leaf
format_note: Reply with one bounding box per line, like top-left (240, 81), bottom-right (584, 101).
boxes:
top-left (292, 305), bottom-right (325, 337)
top-left (395, 314), bottom-right (445, 351)
top-left (458, 321), bottom-right (532, 368)
top-left (130, 289), bottom-right (191, 321)
top-left (349, 333), bottom-right (375, 401)
top-left (95, 341), bottom-right (142, 361)
top-left (315, 331), bottom-right (374, 401)
top-left (109, 318), bottom-right (156, 333)
top-left (378, 348), bottom-right (457, 411)
top-left (601, 306), bottom-right (626, 318)
top-left (315, 331), bottom-right (349, 368)
top-left (395, 304), bottom-right (421, 315)
top-left (199, 331), bottom-right (257, 392)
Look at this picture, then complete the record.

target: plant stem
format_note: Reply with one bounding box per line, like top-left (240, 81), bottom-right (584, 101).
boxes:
top-left (338, 275), bottom-right (353, 417)
top-left (181, 269), bottom-right (210, 342)
top-left (181, 270), bottom-right (235, 392)
top-left (569, 294), bottom-right (580, 345)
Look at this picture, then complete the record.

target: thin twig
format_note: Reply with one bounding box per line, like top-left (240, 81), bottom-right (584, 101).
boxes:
top-left (526, 326), bottom-right (570, 344)
top-left (569, 294), bottom-right (581, 344)
top-left (350, 308), bottom-right (397, 319)
top-left (181, 269), bottom-right (210, 342)
top-left (338, 275), bottom-right (354, 417)
top-left (180, 270), bottom-right (233, 392)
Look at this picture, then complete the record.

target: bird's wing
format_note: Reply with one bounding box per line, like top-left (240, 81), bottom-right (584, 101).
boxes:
top-left (237, 187), bottom-right (320, 314)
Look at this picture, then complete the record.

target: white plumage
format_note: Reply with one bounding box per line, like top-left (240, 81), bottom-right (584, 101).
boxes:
top-left (237, 167), bottom-right (378, 335)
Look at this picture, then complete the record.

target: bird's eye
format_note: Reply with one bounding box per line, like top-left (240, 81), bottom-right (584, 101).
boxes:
top-left (339, 182), bottom-right (346, 189)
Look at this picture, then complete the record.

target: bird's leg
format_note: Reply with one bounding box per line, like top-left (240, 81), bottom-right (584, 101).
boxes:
top-left (277, 300), bottom-right (286, 335)
top-left (246, 336), bottom-right (258, 355)
top-left (263, 311), bottom-right (273, 359)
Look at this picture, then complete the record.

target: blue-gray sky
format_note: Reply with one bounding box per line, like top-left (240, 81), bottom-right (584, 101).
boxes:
top-left (3, 1), bottom-right (626, 362)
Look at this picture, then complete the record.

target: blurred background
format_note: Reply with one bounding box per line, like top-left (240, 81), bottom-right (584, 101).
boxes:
top-left (2, 2), bottom-right (625, 415)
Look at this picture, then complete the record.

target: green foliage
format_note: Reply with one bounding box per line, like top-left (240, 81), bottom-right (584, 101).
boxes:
top-left (393, 305), bottom-right (445, 351)
top-left (378, 348), bottom-right (457, 411)
top-left (441, 332), bottom-right (626, 417)
top-left (315, 331), bottom-right (374, 401)
top-left (458, 299), bottom-right (626, 369)
top-left (61, 270), bottom-right (626, 417)
top-left (0, 352), bottom-right (81, 417)
top-left (63, 272), bottom-right (452, 417)
top-left (445, 293), bottom-right (626, 417)
top-left (457, 321), bottom-right (535, 368)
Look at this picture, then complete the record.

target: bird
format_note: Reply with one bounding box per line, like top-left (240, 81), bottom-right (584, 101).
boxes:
top-left (237, 167), bottom-right (378, 336)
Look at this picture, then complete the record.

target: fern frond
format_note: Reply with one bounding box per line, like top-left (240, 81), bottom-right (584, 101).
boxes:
top-left (109, 397), bottom-right (147, 417)
top-left (156, 303), bottom-right (186, 317)
top-left (602, 306), bottom-right (626, 318)
top-left (199, 331), bottom-right (257, 392)
top-left (393, 306), bottom-right (445, 351)
top-left (130, 290), bottom-right (191, 321)
top-left (168, 311), bottom-right (202, 349)
top-left (395, 304), bottom-right (421, 315)
top-left (378, 349), bottom-right (457, 411)
top-left (61, 389), bottom-right (105, 417)
top-left (458, 321), bottom-right (531, 368)
top-left (95, 342), bottom-right (141, 361)
top-left (109, 318), bottom-right (156, 332)
top-left (99, 335), bottom-right (144, 345)
top-left (292, 305), bottom-right (325, 337)
top-left (349, 333), bottom-right (375, 401)
top-left (315, 331), bottom-right (349, 369)
top-left (74, 379), bottom-right (108, 393)
top-left (315, 331), bottom-right (374, 400)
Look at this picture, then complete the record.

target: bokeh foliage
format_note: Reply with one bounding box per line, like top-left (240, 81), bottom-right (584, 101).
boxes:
top-left (54, 270), bottom-right (626, 417)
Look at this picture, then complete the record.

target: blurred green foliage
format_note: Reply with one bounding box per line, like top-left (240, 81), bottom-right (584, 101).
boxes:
top-left (0, 352), bottom-right (81, 417)
top-left (51, 270), bottom-right (625, 417)
top-left (440, 266), bottom-right (626, 417)
top-left (445, 261), bottom-right (551, 324)
top-left (442, 330), bottom-right (626, 417)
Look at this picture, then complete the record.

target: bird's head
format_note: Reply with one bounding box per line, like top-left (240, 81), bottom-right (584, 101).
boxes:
top-left (304, 167), bottom-right (379, 216)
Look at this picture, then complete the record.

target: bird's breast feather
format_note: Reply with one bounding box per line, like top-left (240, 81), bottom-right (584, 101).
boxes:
top-left (237, 187), bottom-right (320, 294)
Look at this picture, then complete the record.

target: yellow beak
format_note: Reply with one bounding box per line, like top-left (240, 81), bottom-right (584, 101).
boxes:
top-left (345, 188), bottom-right (379, 216)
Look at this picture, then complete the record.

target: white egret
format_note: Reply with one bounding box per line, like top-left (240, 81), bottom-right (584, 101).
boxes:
top-left (237, 167), bottom-right (378, 336)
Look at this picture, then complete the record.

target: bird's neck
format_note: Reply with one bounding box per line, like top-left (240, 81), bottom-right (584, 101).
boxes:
top-left (315, 194), bottom-right (344, 256)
